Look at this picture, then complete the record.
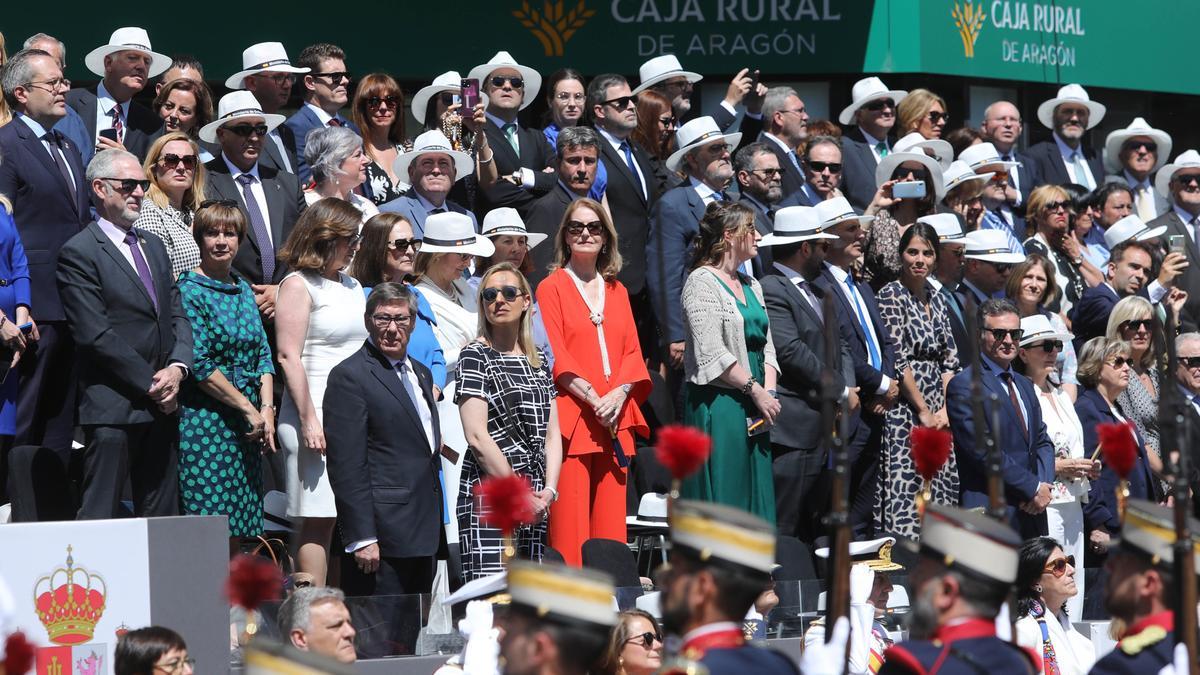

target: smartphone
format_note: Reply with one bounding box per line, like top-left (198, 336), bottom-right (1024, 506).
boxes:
top-left (98, 128), bottom-right (119, 144)
top-left (892, 180), bottom-right (927, 199)
top-left (17, 322), bottom-right (32, 335)
top-left (460, 78), bottom-right (480, 112)
top-left (746, 416), bottom-right (769, 437)
top-left (1169, 234), bottom-right (1186, 255)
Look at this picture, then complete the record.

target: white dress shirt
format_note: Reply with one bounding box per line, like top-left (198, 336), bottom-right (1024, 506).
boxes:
top-left (824, 262), bottom-right (891, 394)
top-left (222, 155), bottom-right (273, 245)
top-left (1053, 133), bottom-right (1096, 188)
top-left (860, 128), bottom-right (889, 164)
top-left (774, 261), bottom-right (851, 401)
top-left (94, 81), bottom-right (132, 144)
top-left (596, 125), bottom-right (647, 197)
top-left (98, 216), bottom-right (153, 277)
top-left (304, 102), bottom-right (334, 126)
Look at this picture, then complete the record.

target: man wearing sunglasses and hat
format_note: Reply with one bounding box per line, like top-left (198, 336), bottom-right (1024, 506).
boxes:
top-left (284, 42), bottom-right (358, 184)
top-left (1104, 118), bottom-right (1172, 221)
top-left (839, 77), bottom-right (908, 212)
top-left (228, 42), bottom-right (309, 175)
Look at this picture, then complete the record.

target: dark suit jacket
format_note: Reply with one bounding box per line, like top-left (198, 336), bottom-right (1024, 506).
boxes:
top-left (711, 105), bottom-right (764, 146)
top-left (476, 122), bottom-right (556, 217)
top-left (524, 183), bottom-right (577, 288)
top-left (259, 125), bottom-right (299, 175)
top-left (0, 116), bottom-right (90, 321)
top-left (1068, 283), bottom-right (1119, 355)
top-left (204, 158), bottom-right (306, 285)
top-left (56, 222), bottom-right (193, 425)
top-left (736, 193), bottom-right (774, 276)
top-left (761, 268), bottom-right (854, 450)
top-left (65, 87), bottom-right (159, 161)
top-left (378, 192), bottom-right (477, 239)
top-left (813, 265), bottom-right (898, 395)
top-left (757, 134), bottom-right (806, 199)
top-left (946, 361), bottom-right (1055, 534)
top-left (1075, 387), bottom-right (1159, 533)
top-left (1025, 139), bottom-right (1105, 190)
top-left (647, 184), bottom-right (708, 345)
top-left (283, 105), bottom-right (360, 183)
top-left (938, 282), bottom-right (969, 359)
top-left (840, 128), bottom-right (883, 212)
top-left (1152, 209), bottom-right (1200, 332)
top-left (324, 343), bottom-right (443, 559)
top-left (597, 131), bottom-right (664, 295)
top-left (777, 183), bottom-right (821, 209)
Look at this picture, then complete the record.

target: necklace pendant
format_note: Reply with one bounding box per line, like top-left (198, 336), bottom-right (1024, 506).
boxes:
top-left (590, 311), bottom-right (604, 326)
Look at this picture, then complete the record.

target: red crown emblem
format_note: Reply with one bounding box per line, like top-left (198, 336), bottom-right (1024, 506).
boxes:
top-left (33, 546), bottom-right (107, 645)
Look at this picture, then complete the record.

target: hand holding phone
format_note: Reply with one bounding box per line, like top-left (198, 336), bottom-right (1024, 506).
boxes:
top-left (460, 78), bottom-right (480, 112)
top-left (892, 181), bottom-right (927, 200)
top-left (1170, 234), bottom-right (1187, 255)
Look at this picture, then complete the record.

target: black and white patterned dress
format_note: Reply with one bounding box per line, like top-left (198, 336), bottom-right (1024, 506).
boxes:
top-left (455, 341), bottom-right (555, 581)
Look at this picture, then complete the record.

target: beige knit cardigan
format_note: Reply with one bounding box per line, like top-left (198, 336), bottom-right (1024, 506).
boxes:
top-left (681, 267), bottom-right (779, 386)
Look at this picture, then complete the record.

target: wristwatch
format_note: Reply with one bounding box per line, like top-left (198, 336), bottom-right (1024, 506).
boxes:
top-left (1071, 257), bottom-right (1082, 267)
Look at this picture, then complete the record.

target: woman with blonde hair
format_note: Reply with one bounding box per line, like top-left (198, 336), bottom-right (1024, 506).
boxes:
top-left (896, 88), bottom-right (948, 140)
top-left (134, 132), bottom-right (209, 277)
top-left (1023, 184), bottom-right (1102, 308)
top-left (456, 262), bottom-right (561, 580)
top-left (1005, 254), bottom-right (1078, 399)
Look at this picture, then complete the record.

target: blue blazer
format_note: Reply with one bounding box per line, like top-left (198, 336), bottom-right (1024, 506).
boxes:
top-left (1074, 387), bottom-right (1158, 533)
top-left (378, 192), bottom-right (478, 239)
top-left (812, 266), bottom-right (897, 395)
top-left (776, 183), bottom-right (821, 208)
top-left (946, 361), bottom-right (1055, 533)
top-left (646, 184), bottom-right (707, 346)
top-left (283, 105), bottom-right (360, 184)
top-left (0, 207), bottom-right (31, 315)
top-left (0, 115), bottom-right (90, 321)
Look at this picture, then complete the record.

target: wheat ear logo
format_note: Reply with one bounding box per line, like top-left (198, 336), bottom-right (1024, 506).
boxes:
top-left (513, 0), bottom-right (596, 57)
top-left (952, 2), bottom-right (987, 58)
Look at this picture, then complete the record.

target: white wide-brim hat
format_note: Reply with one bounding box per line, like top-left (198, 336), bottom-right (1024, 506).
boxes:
top-left (919, 213), bottom-right (965, 243)
top-left (467, 51), bottom-right (542, 109)
top-left (943, 160), bottom-right (994, 196)
top-left (1156, 149), bottom-right (1200, 199)
top-left (393, 130), bottom-right (475, 180)
top-left (85, 27), bottom-right (171, 79)
top-left (759, 205), bottom-right (838, 247)
top-left (838, 76), bottom-right (907, 126)
top-left (1019, 314), bottom-right (1073, 348)
top-left (632, 54), bottom-right (702, 95)
top-left (1037, 83), bottom-right (1106, 130)
top-left (1103, 214), bottom-right (1166, 250)
top-left (958, 142), bottom-right (1020, 173)
top-left (665, 116), bottom-right (741, 172)
top-left (814, 196), bottom-right (874, 229)
top-left (420, 212), bottom-right (495, 257)
top-left (1104, 117), bottom-right (1172, 174)
top-left (481, 207), bottom-right (547, 247)
top-left (893, 132), bottom-right (953, 171)
top-left (963, 229), bottom-right (1025, 264)
top-left (198, 91), bottom-right (286, 144)
top-left (875, 151), bottom-right (946, 200)
top-left (225, 42), bottom-right (309, 90)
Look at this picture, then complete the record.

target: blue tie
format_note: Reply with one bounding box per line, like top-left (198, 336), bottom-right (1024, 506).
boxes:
top-left (620, 140), bottom-right (645, 199)
top-left (845, 276), bottom-right (882, 368)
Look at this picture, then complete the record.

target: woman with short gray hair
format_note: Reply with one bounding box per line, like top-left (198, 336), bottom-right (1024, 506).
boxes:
top-left (302, 126), bottom-right (380, 226)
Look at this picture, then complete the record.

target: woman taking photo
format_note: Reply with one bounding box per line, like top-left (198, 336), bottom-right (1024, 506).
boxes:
top-left (597, 610), bottom-right (664, 675)
top-left (537, 198), bottom-right (650, 566)
top-left (1014, 537), bottom-right (1095, 674)
top-left (351, 74), bottom-right (409, 205)
top-left (409, 70), bottom-right (499, 206)
top-left (1022, 184), bottom-right (1101, 306)
top-left (456, 262), bottom-right (561, 580)
top-left (862, 148), bottom-right (943, 291)
top-left (680, 202), bottom-right (780, 521)
top-left (302, 126), bottom-right (378, 224)
top-left (274, 198), bottom-right (368, 585)
top-left (151, 79), bottom-right (215, 162)
top-left (940, 160), bottom-right (990, 233)
top-left (1015, 316), bottom-right (1096, 621)
top-left (542, 69), bottom-right (606, 201)
top-left (135, 132), bottom-right (208, 278)
top-left (1005, 255), bottom-right (1079, 399)
top-left (874, 222), bottom-right (960, 537)
top-left (177, 201), bottom-right (275, 554)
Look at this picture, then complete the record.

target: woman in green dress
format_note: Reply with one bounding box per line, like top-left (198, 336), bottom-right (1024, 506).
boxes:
top-left (177, 201), bottom-right (276, 554)
top-left (679, 201), bottom-right (781, 522)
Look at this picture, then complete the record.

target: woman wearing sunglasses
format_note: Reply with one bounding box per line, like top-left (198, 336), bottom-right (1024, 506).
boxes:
top-left (1074, 337), bottom-right (1161, 565)
top-left (1014, 537), bottom-right (1095, 674)
top-left (1005, 254), bottom-right (1079, 400)
top-left (134, 131), bottom-right (208, 278)
top-left (630, 90), bottom-right (678, 190)
top-left (1016, 315), bottom-right (1096, 621)
top-left (598, 610), bottom-right (664, 674)
top-left (350, 74), bottom-right (409, 205)
top-left (862, 146), bottom-right (943, 291)
top-left (409, 71), bottom-right (498, 209)
top-left (896, 88), bottom-right (948, 140)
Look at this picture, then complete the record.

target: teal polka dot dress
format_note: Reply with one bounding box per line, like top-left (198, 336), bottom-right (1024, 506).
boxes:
top-left (177, 271), bottom-right (275, 537)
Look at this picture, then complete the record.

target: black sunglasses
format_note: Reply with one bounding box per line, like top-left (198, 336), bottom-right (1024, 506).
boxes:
top-left (988, 261), bottom-right (1014, 274)
top-left (199, 199), bottom-right (239, 210)
top-left (482, 285), bottom-right (522, 303)
top-left (1042, 200), bottom-right (1072, 212)
top-left (159, 153), bottom-right (197, 169)
top-left (1120, 319), bottom-right (1153, 333)
top-left (892, 166), bottom-right (929, 182)
top-left (624, 631), bottom-right (663, 649)
top-left (438, 92), bottom-right (457, 106)
top-left (223, 123), bottom-right (269, 137)
top-left (100, 177), bottom-right (150, 193)
top-left (658, 115), bottom-right (677, 127)
top-left (367, 95), bottom-right (399, 109)
top-left (1180, 356), bottom-right (1200, 369)
top-left (566, 220), bottom-right (604, 237)
top-left (1175, 174), bottom-right (1200, 186)
top-left (489, 76), bottom-right (524, 89)
top-left (1027, 340), bottom-right (1063, 353)
top-left (312, 71), bottom-right (351, 83)
top-left (388, 238), bottom-right (422, 254)
top-left (985, 328), bottom-right (1023, 342)
top-left (807, 160), bottom-right (842, 174)
top-left (928, 111), bottom-right (950, 124)
top-left (602, 94), bottom-right (639, 110)
top-left (751, 168), bottom-right (786, 178)
top-left (1108, 357), bottom-right (1133, 369)
top-left (1123, 140), bottom-right (1157, 153)
top-left (863, 98), bottom-right (895, 111)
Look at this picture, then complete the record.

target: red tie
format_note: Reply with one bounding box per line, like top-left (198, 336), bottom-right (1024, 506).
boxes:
top-left (1001, 372), bottom-right (1028, 440)
top-left (109, 106), bottom-right (125, 143)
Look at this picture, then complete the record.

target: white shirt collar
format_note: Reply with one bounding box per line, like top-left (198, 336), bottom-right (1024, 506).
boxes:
top-left (304, 102), bottom-right (334, 125)
top-left (773, 261), bottom-right (804, 283)
top-left (486, 111), bottom-right (517, 131)
top-left (1173, 203), bottom-right (1200, 224)
top-left (96, 81), bottom-right (129, 117)
top-left (928, 277), bottom-right (944, 291)
top-left (824, 261), bottom-right (850, 283)
top-left (761, 132), bottom-right (792, 155)
top-left (859, 128), bottom-right (885, 147)
top-left (981, 354), bottom-right (1014, 377)
top-left (369, 338), bottom-right (410, 370)
top-left (222, 154), bottom-right (261, 182)
top-left (17, 113), bottom-right (48, 138)
top-left (415, 191), bottom-right (446, 212)
top-left (1123, 170), bottom-right (1152, 191)
top-left (595, 125), bottom-right (627, 150)
top-left (689, 176), bottom-right (721, 201)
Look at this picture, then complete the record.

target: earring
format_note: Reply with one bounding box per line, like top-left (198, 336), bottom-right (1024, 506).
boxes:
top-left (601, 245), bottom-right (608, 254)
top-left (1033, 583), bottom-right (1043, 593)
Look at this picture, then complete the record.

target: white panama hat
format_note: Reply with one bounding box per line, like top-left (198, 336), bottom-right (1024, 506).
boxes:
top-left (665, 117), bottom-right (741, 172)
top-left (1103, 214), bottom-right (1166, 250)
top-left (1155, 149), bottom-right (1200, 199)
top-left (198, 91), bottom-right (286, 144)
top-left (893, 132), bottom-right (953, 171)
top-left (392, 130), bottom-right (475, 180)
top-left (1104, 117), bottom-right (1172, 174)
top-left (225, 42), bottom-right (309, 90)
top-left (1036, 83), bottom-right (1106, 130)
top-left (631, 54), bottom-right (702, 95)
top-left (467, 51), bottom-right (542, 109)
top-left (420, 212), bottom-right (495, 257)
top-left (875, 151), bottom-right (946, 200)
top-left (962, 229), bottom-right (1025, 264)
top-left (919, 213), bottom-right (965, 243)
top-left (758, 206), bottom-right (838, 247)
top-left (942, 160), bottom-right (994, 196)
top-left (84, 27), bottom-right (171, 79)
top-left (814, 196), bottom-right (874, 229)
top-left (1018, 314), bottom-right (1072, 348)
top-left (480, 207), bottom-right (547, 248)
top-left (838, 76), bottom-right (907, 126)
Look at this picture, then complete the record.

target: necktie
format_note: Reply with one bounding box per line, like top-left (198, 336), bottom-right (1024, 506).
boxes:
top-left (1192, 216), bottom-right (1200, 253)
top-left (1001, 371), bottom-right (1028, 440)
top-left (844, 276), bottom-right (881, 368)
top-left (109, 105), bottom-right (125, 143)
top-left (797, 280), bottom-right (823, 325)
top-left (43, 132), bottom-right (76, 200)
top-left (619, 140), bottom-right (645, 199)
top-left (236, 174), bottom-right (276, 283)
top-left (875, 141), bottom-right (889, 160)
top-left (503, 123), bottom-right (519, 152)
top-left (1070, 152), bottom-right (1094, 190)
top-left (123, 229), bottom-right (158, 311)
top-left (327, 118), bottom-right (343, 128)
top-left (788, 150), bottom-right (802, 172)
top-left (1135, 185), bottom-right (1156, 221)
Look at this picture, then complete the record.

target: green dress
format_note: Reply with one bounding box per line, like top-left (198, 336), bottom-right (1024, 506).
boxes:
top-left (177, 271), bottom-right (275, 537)
top-left (681, 274), bottom-right (775, 523)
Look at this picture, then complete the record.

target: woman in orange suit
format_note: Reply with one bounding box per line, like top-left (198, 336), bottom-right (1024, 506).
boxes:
top-left (537, 198), bottom-right (650, 566)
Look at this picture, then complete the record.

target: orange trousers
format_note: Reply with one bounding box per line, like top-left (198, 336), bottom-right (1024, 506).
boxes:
top-left (548, 434), bottom-right (630, 566)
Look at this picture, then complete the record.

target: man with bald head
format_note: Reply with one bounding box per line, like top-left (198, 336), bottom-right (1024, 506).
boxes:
top-left (980, 100), bottom-right (1039, 210)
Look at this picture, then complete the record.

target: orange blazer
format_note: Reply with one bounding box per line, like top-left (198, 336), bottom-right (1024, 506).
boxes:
top-left (536, 268), bottom-right (651, 455)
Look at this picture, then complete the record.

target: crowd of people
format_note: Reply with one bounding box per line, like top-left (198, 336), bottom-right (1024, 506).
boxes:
top-left (2, 23), bottom-right (1200, 674)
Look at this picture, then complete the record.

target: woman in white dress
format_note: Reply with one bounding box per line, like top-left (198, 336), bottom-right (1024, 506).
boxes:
top-left (1015, 537), bottom-right (1096, 675)
top-left (414, 212), bottom-right (495, 557)
top-left (301, 126), bottom-right (380, 226)
top-left (275, 198), bottom-right (368, 585)
top-left (1016, 314), bottom-right (1097, 621)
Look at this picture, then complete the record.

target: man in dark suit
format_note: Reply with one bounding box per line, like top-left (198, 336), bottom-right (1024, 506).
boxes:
top-left (65, 27), bottom-right (167, 161)
top-left (230, 42), bottom-right (309, 175)
top-left (756, 87), bottom-right (808, 199)
top-left (379, 130), bottom-right (477, 237)
top-left (24, 34), bottom-right (94, 166)
top-left (926, 214), bottom-right (970, 356)
top-left (57, 149), bottom-right (193, 519)
top-left (0, 48), bottom-right (90, 469)
top-left (811, 196), bottom-right (898, 537)
top-left (955, 229), bottom-right (1023, 314)
top-left (284, 43), bottom-right (358, 183)
top-left (525, 127), bottom-right (600, 287)
top-left (325, 283), bottom-right (442, 596)
top-left (945, 299), bottom-right (1054, 536)
top-left (1069, 239), bottom-right (1178, 354)
top-left (759, 206), bottom-right (851, 542)
top-left (732, 142), bottom-right (781, 276)
top-left (980, 100), bottom-right (1040, 210)
top-left (838, 77), bottom-right (906, 212)
top-left (1172, 332), bottom-right (1200, 519)
top-left (1024, 84), bottom-right (1106, 192)
top-left (1151, 152), bottom-right (1200, 331)
top-left (202, 91), bottom-right (306, 322)
top-left (777, 136), bottom-right (843, 209)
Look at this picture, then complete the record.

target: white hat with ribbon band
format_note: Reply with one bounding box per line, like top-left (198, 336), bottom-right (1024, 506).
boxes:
top-left (392, 130), bottom-right (475, 180)
top-left (225, 42), bottom-right (309, 90)
top-left (481, 207), bottom-right (547, 248)
top-left (919, 213), bottom-right (965, 243)
top-left (665, 117), bottom-right (741, 172)
top-left (632, 54), bottom-right (703, 95)
top-left (467, 51), bottom-right (542, 109)
top-left (420, 212), bottom-right (495, 257)
top-left (962, 229), bottom-right (1025, 264)
top-left (198, 91), bottom-right (286, 144)
top-left (759, 205), bottom-right (839, 248)
top-left (1103, 214), bottom-right (1166, 250)
top-left (1018, 314), bottom-right (1072, 348)
top-left (1036, 83), bottom-right (1106, 130)
top-left (814, 196), bottom-right (874, 229)
top-left (1155, 149), bottom-right (1200, 199)
top-left (838, 76), bottom-right (907, 126)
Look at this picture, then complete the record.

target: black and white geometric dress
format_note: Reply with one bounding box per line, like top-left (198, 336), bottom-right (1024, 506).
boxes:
top-left (454, 341), bottom-right (555, 581)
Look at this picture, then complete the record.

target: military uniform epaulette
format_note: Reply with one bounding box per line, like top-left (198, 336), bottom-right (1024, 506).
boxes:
top-left (1089, 612), bottom-right (1175, 675)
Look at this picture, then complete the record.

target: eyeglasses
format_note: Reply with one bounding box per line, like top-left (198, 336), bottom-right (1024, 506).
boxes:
top-left (24, 77), bottom-right (71, 93)
top-left (807, 160), bottom-right (842, 174)
top-left (199, 199), bottom-right (239, 210)
top-left (1027, 340), bottom-right (1063, 353)
top-left (388, 238), bottom-right (422, 254)
top-left (153, 657), bottom-right (196, 674)
top-left (482, 285), bottom-right (522, 303)
top-left (1042, 200), bottom-right (1072, 212)
top-left (489, 76), bottom-right (524, 89)
top-left (984, 328), bottom-right (1024, 342)
top-left (343, 234), bottom-right (362, 247)
top-left (255, 72), bottom-right (294, 85)
top-left (312, 71), bottom-right (352, 83)
top-left (1123, 140), bottom-right (1157, 153)
top-left (658, 115), bottom-right (677, 127)
top-left (1043, 555), bottom-right (1075, 577)
top-left (367, 95), bottom-right (399, 109)
top-left (601, 94), bottom-right (639, 110)
top-left (566, 220), bottom-right (604, 237)
top-left (927, 111), bottom-right (950, 124)
top-left (1176, 174), bottom-right (1200, 187)
top-left (624, 631), bottom-right (663, 649)
top-left (863, 98), bottom-right (895, 112)
top-left (371, 313), bottom-right (412, 328)
top-left (1180, 356), bottom-right (1200, 369)
top-left (750, 168), bottom-right (786, 178)
top-left (1107, 357), bottom-right (1133, 369)
top-left (701, 143), bottom-right (734, 156)
top-left (1120, 319), bottom-right (1153, 333)
top-left (554, 92), bottom-right (586, 103)
top-left (988, 261), bottom-right (1014, 274)
top-left (100, 178), bottom-right (150, 194)
top-left (223, 123), bottom-right (269, 138)
top-left (159, 153), bottom-right (197, 169)
top-left (780, 107), bottom-right (807, 116)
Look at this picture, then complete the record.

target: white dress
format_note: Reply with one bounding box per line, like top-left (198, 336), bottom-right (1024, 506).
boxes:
top-left (1035, 384), bottom-right (1089, 622)
top-left (278, 270), bottom-right (368, 518)
top-left (418, 277), bottom-right (480, 545)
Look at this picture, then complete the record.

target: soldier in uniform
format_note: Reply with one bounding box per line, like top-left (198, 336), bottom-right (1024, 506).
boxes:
top-left (805, 537), bottom-right (904, 674)
top-left (880, 504), bottom-right (1038, 674)
top-left (1088, 499), bottom-right (1200, 675)
top-left (658, 499), bottom-right (800, 674)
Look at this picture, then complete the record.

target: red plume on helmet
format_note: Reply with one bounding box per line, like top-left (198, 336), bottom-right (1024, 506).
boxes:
top-left (4, 632), bottom-right (36, 675)
top-left (225, 554), bottom-right (283, 611)
top-left (1097, 421), bottom-right (1137, 479)
top-left (479, 474), bottom-right (537, 535)
top-left (655, 425), bottom-right (712, 481)
top-left (910, 426), bottom-right (953, 482)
